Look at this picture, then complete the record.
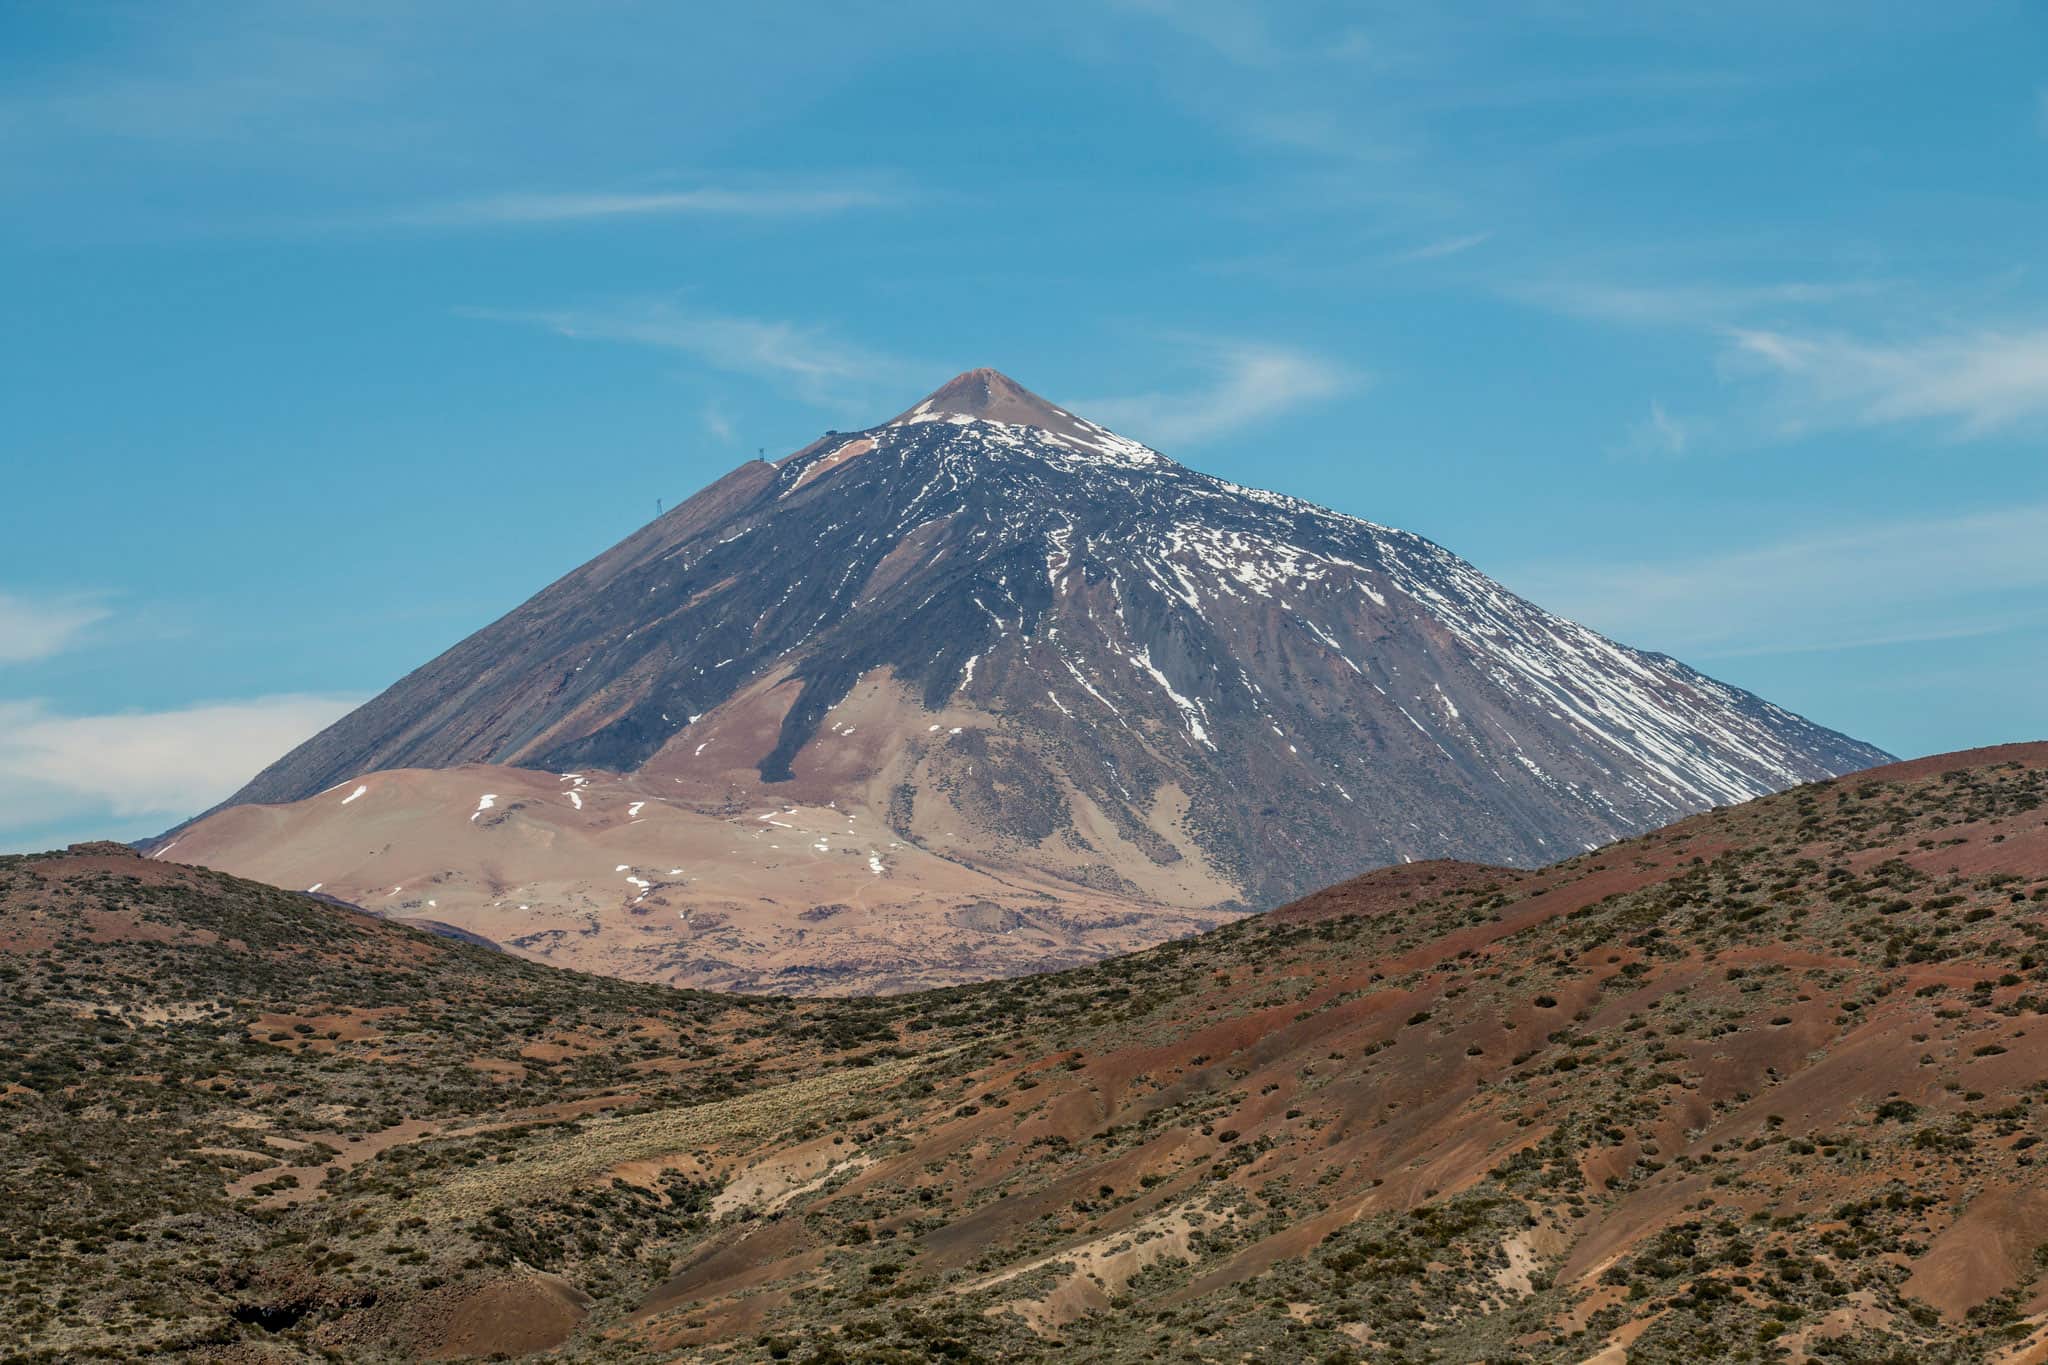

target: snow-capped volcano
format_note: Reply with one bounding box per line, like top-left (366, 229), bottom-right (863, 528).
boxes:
top-left (884, 366), bottom-right (1157, 460)
top-left (180, 371), bottom-right (1888, 985)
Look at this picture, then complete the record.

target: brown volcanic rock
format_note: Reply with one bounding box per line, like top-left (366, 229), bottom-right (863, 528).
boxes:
top-left (884, 365), bottom-right (1109, 445)
top-left (168, 370), bottom-right (1888, 991)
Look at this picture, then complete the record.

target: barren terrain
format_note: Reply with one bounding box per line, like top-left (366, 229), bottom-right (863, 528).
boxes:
top-left (163, 706), bottom-right (1240, 992)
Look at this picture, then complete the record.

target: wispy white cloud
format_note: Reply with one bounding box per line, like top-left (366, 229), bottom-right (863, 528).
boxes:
top-left (1116, 0), bottom-right (1384, 69)
top-left (1519, 274), bottom-right (2048, 441)
top-left (0, 591), bottom-right (112, 664)
top-left (1616, 399), bottom-right (1690, 460)
top-left (0, 693), bottom-right (360, 848)
top-left (1114, 0), bottom-right (1287, 67)
top-left (0, 15), bottom-right (396, 148)
top-left (1515, 277), bottom-right (1881, 329)
top-left (1723, 326), bottom-right (2048, 438)
top-left (1086, 341), bottom-right (1357, 446)
top-left (462, 302), bottom-right (917, 409)
top-left (399, 185), bottom-right (890, 226)
top-left (1391, 231), bottom-right (1492, 263)
top-left (1511, 502), bottom-right (2048, 660)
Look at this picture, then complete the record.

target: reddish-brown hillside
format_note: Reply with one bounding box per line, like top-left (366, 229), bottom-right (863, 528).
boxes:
top-left (5, 745), bottom-right (2046, 1363)
top-left (619, 744), bottom-right (2048, 1362)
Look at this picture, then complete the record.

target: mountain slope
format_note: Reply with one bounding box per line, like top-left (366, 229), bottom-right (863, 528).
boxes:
top-left (160, 761), bottom-right (1239, 994)
top-left (11, 745), bottom-right (2048, 1362)
top-left (172, 370), bottom-right (1889, 987)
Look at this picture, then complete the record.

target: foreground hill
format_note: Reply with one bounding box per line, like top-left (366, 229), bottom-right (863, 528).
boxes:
top-left (161, 369), bottom-right (1887, 992)
top-left (8, 744), bottom-right (2046, 1362)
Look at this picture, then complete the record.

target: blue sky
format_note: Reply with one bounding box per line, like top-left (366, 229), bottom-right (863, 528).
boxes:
top-left (3, 1), bottom-right (2045, 851)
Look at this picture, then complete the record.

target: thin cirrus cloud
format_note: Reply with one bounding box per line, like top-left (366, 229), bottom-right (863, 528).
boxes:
top-left (1722, 325), bottom-right (2048, 438)
top-left (1514, 277), bottom-right (2048, 445)
top-left (398, 185), bottom-right (892, 227)
top-left (1615, 400), bottom-right (1690, 460)
top-left (1391, 231), bottom-right (1493, 264)
top-left (1509, 500), bottom-right (2048, 661)
top-left (1084, 342), bottom-right (1357, 446)
top-left (1115, 0), bottom-right (1289, 67)
top-left (0, 590), bottom-right (112, 664)
top-left (0, 693), bottom-right (361, 851)
top-left (461, 302), bottom-right (920, 409)
top-left (1513, 276), bottom-right (1882, 329)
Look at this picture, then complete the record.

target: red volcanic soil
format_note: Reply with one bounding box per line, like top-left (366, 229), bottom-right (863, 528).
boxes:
top-left (1268, 858), bottom-right (1522, 925)
top-left (615, 745), bottom-right (2048, 1361)
top-left (1854, 741), bottom-right (2048, 783)
top-left (8, 745), bottom-right (2048, 1363)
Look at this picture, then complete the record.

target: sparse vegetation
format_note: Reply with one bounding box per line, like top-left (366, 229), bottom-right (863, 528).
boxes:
top-left (5, 752), bottom-right (2048, 1360)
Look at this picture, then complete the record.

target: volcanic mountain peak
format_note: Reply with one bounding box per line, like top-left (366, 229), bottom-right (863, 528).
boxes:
top-left (178, 367), bottom-right (1892, 989)
top-left (886, 366), bottom-right (1158, 463)
top-left (890, 366), bottom-right (1061, 425)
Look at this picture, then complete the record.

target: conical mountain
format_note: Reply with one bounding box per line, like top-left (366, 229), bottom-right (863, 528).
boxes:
top-left (173, 371), bottom-right (1890, 990)
top-left (886, 366), bottom-right (1099, 436)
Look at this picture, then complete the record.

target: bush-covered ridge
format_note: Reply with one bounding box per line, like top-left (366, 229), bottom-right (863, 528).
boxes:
top-left (2, 746), bottom-right (2046, 1361)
